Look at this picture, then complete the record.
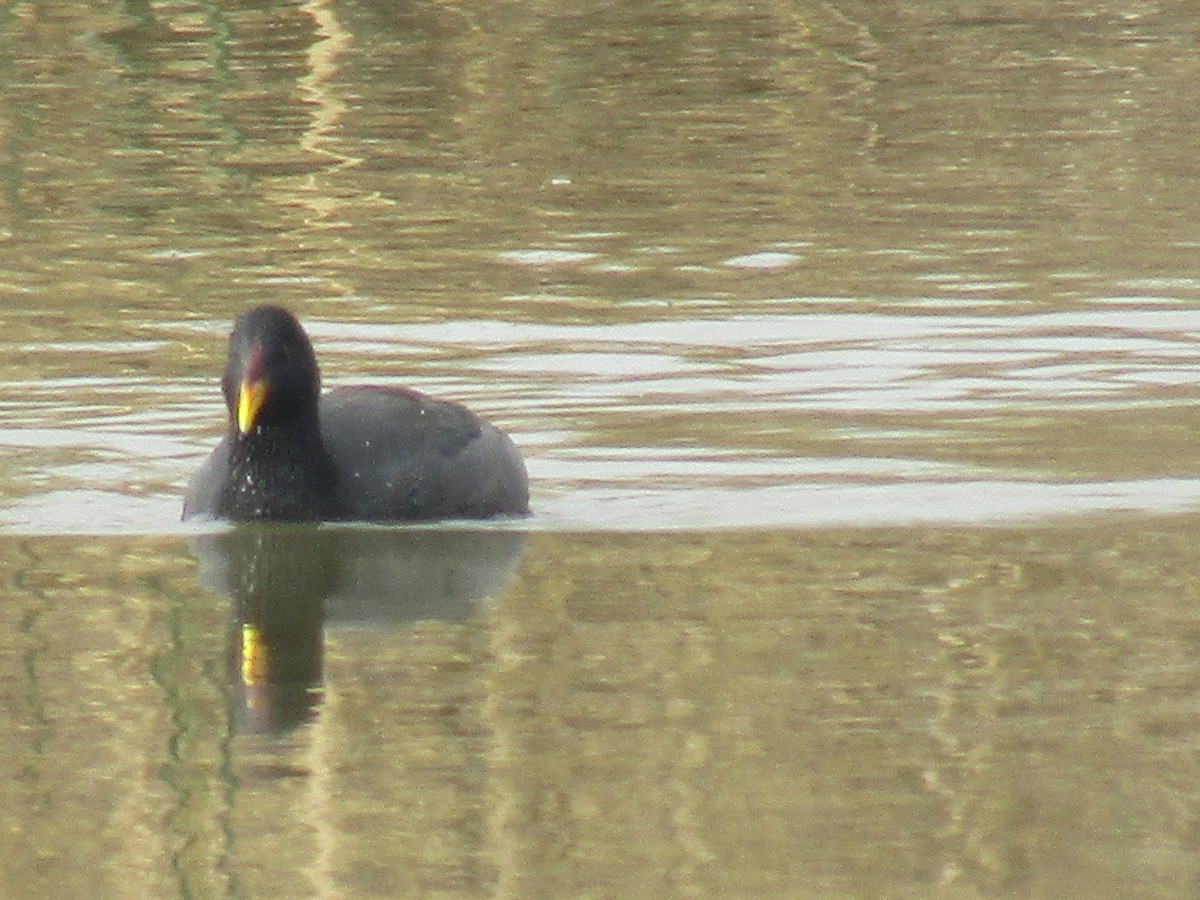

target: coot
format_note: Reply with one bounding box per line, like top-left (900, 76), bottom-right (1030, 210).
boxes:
top-left (183, 306), bottom-right (529, 522)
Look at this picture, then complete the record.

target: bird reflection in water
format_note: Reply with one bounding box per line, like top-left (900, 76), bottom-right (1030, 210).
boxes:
top-left (190, 525), bottom-right (527, 733)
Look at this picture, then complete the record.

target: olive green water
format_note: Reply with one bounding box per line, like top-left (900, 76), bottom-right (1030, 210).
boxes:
top-left (5, 2), bottom-right (1200, 897)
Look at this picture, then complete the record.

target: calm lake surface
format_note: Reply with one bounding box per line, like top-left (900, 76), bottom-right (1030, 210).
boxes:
top-left (4, 1), bottom-right (1200, 896)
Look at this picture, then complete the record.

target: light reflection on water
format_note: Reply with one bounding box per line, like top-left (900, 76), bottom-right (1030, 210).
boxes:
top-left (3, 305), bottom-right (1200, 533)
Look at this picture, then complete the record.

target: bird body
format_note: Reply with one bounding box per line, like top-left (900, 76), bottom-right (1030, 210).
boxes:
top-left (183, 306), bottom-right (529, 522)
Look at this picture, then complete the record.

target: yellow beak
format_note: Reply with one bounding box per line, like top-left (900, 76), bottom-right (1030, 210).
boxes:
top-left (236, 378), bottom-right (268, 434)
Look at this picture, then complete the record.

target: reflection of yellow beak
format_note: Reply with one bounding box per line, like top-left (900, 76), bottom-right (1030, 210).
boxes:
top-left (241, 622), bottom-right (268, 685)
top-left (237, 378), bottom-right (268, 435)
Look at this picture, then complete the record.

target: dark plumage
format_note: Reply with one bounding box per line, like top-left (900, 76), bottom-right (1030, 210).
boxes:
top-left (183, 306), bottom-right (529, 522)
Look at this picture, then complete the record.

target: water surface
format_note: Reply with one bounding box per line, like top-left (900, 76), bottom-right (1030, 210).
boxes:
top-left (3, 1), bottom-right (1200, 896)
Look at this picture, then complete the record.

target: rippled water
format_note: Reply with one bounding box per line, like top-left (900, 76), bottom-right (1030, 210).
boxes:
top-left (6, 303), bottom-right (1200, 532)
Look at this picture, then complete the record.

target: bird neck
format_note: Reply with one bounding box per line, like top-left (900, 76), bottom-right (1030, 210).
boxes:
top-left (218, 420), bottom-right (337, 521)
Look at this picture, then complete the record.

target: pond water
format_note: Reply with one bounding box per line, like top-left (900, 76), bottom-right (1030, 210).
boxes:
top-left (4, 1), bottom-right (1200, 896)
